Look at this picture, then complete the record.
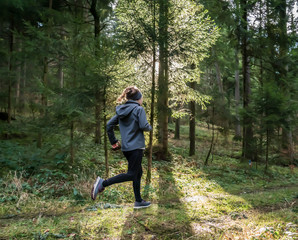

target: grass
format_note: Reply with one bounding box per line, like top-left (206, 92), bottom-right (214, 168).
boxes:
top-left (0, 122), bottom-right (297, 239)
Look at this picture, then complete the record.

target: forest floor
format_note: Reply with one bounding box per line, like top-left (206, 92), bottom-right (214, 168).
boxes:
top-left (0, 123), bottom-right (297, 239)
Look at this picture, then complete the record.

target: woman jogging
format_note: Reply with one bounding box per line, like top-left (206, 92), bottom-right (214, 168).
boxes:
top-left (91, 86), bottom-right (152, 209)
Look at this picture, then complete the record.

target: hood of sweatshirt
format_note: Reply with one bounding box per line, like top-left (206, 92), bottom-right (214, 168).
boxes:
top-left (116, 100), bottom-right (139, 119)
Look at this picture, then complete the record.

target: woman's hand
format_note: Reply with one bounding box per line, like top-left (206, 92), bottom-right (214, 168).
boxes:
top-left (112, 141), bottom-right (121, 151)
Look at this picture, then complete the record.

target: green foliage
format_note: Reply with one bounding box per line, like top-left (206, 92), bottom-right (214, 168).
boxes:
top-left (254, 81), bottom-right (290, 131)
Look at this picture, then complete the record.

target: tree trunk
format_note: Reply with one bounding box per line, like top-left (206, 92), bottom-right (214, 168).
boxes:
top-left (58, 57), bottom-right (64, 89)
top-left (8, 15), bottom-right (14, 124)
top-left (19, 59), bottom-right (26, 112)
top-left (146, 0), bottom-right (156, 185)
top-left (37, 132), bottom-right (42, 148)
top-left (163, 0), bottom-right (169, 157)
top-left (265, 128), bottom-right (269, 172)
top-left (174, 118), bottom-right (180, 139)
top-left (41, 0), bottom-right (52, 115)
top-left (95, 90), bottom-right (102, 144)
top-left (38, 0), bottom-right (52, 149)
top-left (189, 81), bottom-right (196, 156)
top-left (258, 59), bottom-right (264, 168)
top-left (70, 121), bottom-right (74, 164)
top-left (215, 61), bottom-right (223, 94)
top-left (103, 85), bottom-right (109, 178)
top-left (41, 57), bottom-right (48, 115)
top-left (287, 131), bottom-right (294, 164)
top-left (241, 0), bottom-right (253, 161)
top-left (234, 49), bottom-right (241, 139)
top-left (205, 106), bottom-right (215, 166)
top-left (157, 0), bottom-right (169, 160)
top-left (90, 0), bottom-right (102, 145)
top-left (16, 44), bottom-right (21, 109)
top-left (213, 48), bottom-right (224, 95)
top-left (278, 0), bottom-right (292, 161)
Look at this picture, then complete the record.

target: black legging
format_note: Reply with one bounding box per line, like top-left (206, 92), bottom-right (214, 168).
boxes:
top-left (102, 149), bottom-right (143, 202)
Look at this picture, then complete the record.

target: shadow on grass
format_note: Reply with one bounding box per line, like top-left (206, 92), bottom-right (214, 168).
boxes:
top-left (120, 162), bottom-right (194, 240)
top-left (201, 162), bottom-right (298, 210)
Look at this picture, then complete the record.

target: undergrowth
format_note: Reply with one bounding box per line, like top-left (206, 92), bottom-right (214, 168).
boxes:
top-left (0, 121), bottom-right (297, 239)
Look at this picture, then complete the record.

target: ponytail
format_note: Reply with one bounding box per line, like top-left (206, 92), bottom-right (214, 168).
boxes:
top-left (117, 86), bottom-right (141, 103)
top-left (117, 89), bottom-right (127, 103)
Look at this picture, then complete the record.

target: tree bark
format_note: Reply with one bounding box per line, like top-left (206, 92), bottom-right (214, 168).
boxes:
top-left (41, 0), bottom-right (52, 115)
top-left (58, 56), bottom-right (64, 89)
top-left (241, 0), bottom-right (253, 161)
top-left (174, 118), bottom-right (180, 139)
top-left (90, 0), bottom-right (102, 145)
top-left (265, 128), bottom-right (269, 172)
top-left (70, 121), bottom-right (74, 164)
top-left (95, 90), bottom-right (102, 144)
top-left (205, 106), bottom-right (215, 166)
top-left (41, 57), bottom-right (48, 115)
top-left (8, 15), bottom-right (14, 124)
top-left (234, 49), bottom-right (241, 139)
top-left (189, 81), bottom-right (196, 156)
top-left (213, 49), bottom-right (224, 95)
top-left (19, 59), bottom-right (26, 112)
top-left (278, 0), bottom-right (293, 161)
top-left (104, 85), bottom-right (109, 178)
top-left (157, 0), bottom-right (169, 160)
top-left (16, 44), bottom-right (21, 109)
top-left (146, 0), bottom-right (156, 185)
top-left (37, 132), bottom-right (42, 148)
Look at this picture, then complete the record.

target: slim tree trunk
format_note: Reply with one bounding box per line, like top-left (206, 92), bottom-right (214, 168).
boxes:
top-left (38, 0), bottom-right (52, 148)
top-left (234, 49), bottom-right (241, 139)
top-left (265, 128), bottom-right (269, 172)
top-left (241, 0), bottom-right (253, 161)
top-left (189, 81), bottom-right (196, 156)
top-left (278, 0), bottom-right (293, 161)
top-left (58, 57), bottom-right (64, 89)
top-left (70, 121), bottom-right (74, 164)
top-left (146, 0), bottom-right (156, 184)
top-left (8, 16), bottom-right (14, 124)
top-left (95, 90), bottom-right (102, 144)
top-left (213, 49), bottom-right (224, 95)
top-left (287, 131), bottom-right (294, 164)
top-left (104, 85), bottom-right (109, 178)
top-left (174, 118), bottom-right (180, 139)
top-left (163, 0), bottom-right (169, 157)
top-left (16, 45), bottom-right (21, 109)
top-left (205, 106), bottom-right (215, 166)
top-left (258, 59), bottom-right (264, 169)
top-left (215, 61), bottom-right (223, 94)
top-left (19, 59), bottom-right (26, 112)
top-left (41, 0), bottom-right (52, 115)
top-left (37, 132), bottom-right (42, 148)
top-left (157, 0), bottom-right (169, 160)
top-left (41, 57), bottom-right (48, 115)
top-left (90, 0), bottom-right (102, 145)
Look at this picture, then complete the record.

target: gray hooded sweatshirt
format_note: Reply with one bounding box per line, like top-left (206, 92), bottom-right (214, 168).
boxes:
top-left (107, 100), bottom-right (152, 151)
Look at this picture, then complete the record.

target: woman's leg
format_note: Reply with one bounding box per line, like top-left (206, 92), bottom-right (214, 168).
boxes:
top-left (102, 149), bottom-right (143, 203)
top-left (132, 165), bottom-right (143, 202)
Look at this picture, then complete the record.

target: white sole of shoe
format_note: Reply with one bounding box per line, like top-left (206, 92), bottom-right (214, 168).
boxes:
top-left (92, 177), bottom-right (101, 200)
top-left (134, 204), bottom-right (151, 209)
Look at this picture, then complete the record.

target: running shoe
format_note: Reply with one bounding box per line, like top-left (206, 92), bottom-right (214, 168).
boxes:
top-left (91, 177), bottom-right (105, 200)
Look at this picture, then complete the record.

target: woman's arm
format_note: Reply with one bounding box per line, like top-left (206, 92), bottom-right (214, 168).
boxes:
top-left (107, 115), bottom-right (119, 145)
top-left (138, 107), bottom-right (152, 131)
